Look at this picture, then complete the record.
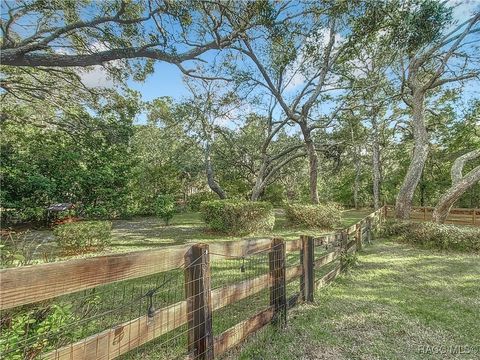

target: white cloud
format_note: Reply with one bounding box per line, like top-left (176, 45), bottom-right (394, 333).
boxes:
top-left (77, 66), bottom-right (115, 88)
top-left (76, 42), bottom-right (119, 89)
top-left (284, 27), bottom-right (344, 92)
top-left (447, 0), bottom-right (480, 23)
top-left (55, 42), bottom-right (118, 89)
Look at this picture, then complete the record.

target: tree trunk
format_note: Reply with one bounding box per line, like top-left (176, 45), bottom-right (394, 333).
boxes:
top-left (351, 124), bottom-right (361, 210)
top-left (432, 168), bottom-right (480, 223)
top-left (301, 125), bottom-right (319, 204)
top-left (371, 113), bottom-right (381, 210)
top-left (354, 150), bottom-right (361, 209)
top-left (433, 149), bottom-right (480, 223)
top-left (251, 160), bottom-right (268, 201)
top-left (205, 143), bottom-right (226, 199)
top-left (395, 91), bottom-right (429, 219)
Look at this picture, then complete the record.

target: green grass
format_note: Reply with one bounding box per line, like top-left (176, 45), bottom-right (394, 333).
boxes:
top-left (9, 208), bottom-right (371, 262)
top-left (0, 208), bottom-right (372, 359)
top-left (228, 239), bottom-right (480, 360)
top-left (107, 208), bottom-right (370, 252)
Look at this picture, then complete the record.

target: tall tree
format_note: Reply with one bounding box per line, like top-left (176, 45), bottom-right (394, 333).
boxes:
top-left (393, 4), bottom-right (480, 218)
top-left (219, 2), bottom-right (360, 203)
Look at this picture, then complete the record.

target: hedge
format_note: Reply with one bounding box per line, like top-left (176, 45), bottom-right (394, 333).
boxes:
top-left (54, 221), bottom-right (112, 254)
top-left (285, 202), bottom-right (342, 229)
top-left (188, 191), bottom-right (218, 212)
top-left (200, 200), bottom-right (275, 235)
top-left (383, 220), bottom-right (480, 252)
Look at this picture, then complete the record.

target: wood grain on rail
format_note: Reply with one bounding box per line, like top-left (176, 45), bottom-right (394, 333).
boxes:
top-left (314, 250), bottom-right (340, 269)
top-left (211, 273), bottom-right (271, 311)
top-left (0, 245), bottom-right (191, 310)
top-left (315, 265), bottom-right (342, 289)
top-left (213, 306), bottom-right (274, 357)
top-left (45, 300), bottom-right (187, 360)
top-left (209, 238), bottom-right (271, 259)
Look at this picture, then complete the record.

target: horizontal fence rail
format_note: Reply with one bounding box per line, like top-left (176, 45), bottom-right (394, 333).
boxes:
top-left (0, 207), bottom-right (388, 360)
top-left (385, 205), bottom-right (480, 226)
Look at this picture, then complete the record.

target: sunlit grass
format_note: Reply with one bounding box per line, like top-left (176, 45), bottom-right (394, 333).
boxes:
top-left (3, 208), bottom-right (372, 359)
top-left (227, 239), bottom-right (480, 360)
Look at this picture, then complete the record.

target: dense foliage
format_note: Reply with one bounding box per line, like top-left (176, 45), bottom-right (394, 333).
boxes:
top-left (200, 200), bottom-right (275, 235)
top-left (155, 195), bottom-right (176, 225)
top-left (0, 0), bottom-right (478, 224)
top-left (1, 92), bottom-right (138, 222)
top-left (0, 304), bottom-right (77, 359)
top-left (383, 220), bottom-right (480, 252)
top-left (187, 191), bottom-right (218, 212)
top-left (53, 221), bottom-right (112, 254)
top-left (285, 203), bottom-right (343, 229)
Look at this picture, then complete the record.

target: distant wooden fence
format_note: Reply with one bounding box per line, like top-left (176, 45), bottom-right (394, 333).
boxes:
top-left (384, 205), bottom-right (479, 226)
top-left (0, 207), bottom-right (386, 360)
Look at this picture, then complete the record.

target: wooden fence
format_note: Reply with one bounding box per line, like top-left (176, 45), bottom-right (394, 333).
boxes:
top-left (0, 207), bottom-right (387, 360)
top-left (384, 205), bottom-right (479, 226)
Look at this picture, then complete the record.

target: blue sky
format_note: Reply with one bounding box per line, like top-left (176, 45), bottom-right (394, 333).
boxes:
top-left (127, 62), bottom-right (187, 102)
top-left (77, 0), bottom-right (479, 125)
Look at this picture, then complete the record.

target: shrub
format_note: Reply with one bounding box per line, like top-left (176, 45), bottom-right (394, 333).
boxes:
top-left (200, 200), bottom-right (275, 235)
top-left (53, 221), bottom-right (112, 254)
top-left (188, 191), bottom-right (218, 212)
top-left (262, 184), bottom-right (286, 206)
top-left (1, 207), bottom-right (45, 225)
top-left (0, 304), bottom-right (78, 359)
top-left (383, 220), bottom-right (480, 252)
top-left (155, 194), bottom-right (176, 225)
top-left (82, 205), bottom-right (111, 219)
top-left (284, 202), bottom-right (343, 229)
top-left (0, 231), bottom-right (41, 268)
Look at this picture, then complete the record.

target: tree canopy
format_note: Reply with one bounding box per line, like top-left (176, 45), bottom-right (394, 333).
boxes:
top-left (1, 0), bottom-right (479, 223)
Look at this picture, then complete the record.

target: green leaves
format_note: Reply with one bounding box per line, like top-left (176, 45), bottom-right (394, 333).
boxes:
top-left (285, 203), bottom-right (343, 229)
top-left (200, 200), bottom-right (275, 235)
top-left (383, 220), bottom-right (480, 252)
top-left (0, 303), bottom-right (78, 359)
top-left (155, 194), bottom-right (176, 225)
top-left (348, 0), bottom-right (453, 55)
top-left (54, 221), bottom-right (112, 254)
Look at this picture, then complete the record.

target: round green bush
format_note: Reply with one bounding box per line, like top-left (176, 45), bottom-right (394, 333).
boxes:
top-left (155, 194), bottom-right (176, 225)
top-left (285, 202), bottom-right (342, 229)
top-left (53, 221), bottom-right (112, 254)
top-left (200, 200), bottom-right (275, 235)
top-left (188, 191), bottom-right (218, 212)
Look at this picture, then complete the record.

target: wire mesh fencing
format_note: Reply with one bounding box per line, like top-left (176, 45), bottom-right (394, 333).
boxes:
top-left (1, 207), bottom-right (387, 360)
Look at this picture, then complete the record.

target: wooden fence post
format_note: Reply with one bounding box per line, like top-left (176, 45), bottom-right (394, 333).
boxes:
top-left (300, 235), bottom-right (314, 302)
top-left (472, 209), bottom-right (476, 225)
top-left (269, 238), bottom-right (286, 325)
top-left (185, 244), bottom-right (213, 360)
top-left (340, 230), bottom-right (348, 268)
top-left (355, 222), bottom-right (362, 251)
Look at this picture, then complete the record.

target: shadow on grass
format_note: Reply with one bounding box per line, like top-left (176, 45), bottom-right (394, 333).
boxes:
top-left (231, 239), bottom-right (480, 360)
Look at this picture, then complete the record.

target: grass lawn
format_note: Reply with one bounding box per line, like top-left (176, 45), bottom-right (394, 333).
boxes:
top-left (2, 209), bottom-right (371, 359)
top-left (107, 208), bottom-right (371, 253)
top-left (13, 208), bottom-right (372, 261)
top-left (228, 238), bottom-right (480, 360)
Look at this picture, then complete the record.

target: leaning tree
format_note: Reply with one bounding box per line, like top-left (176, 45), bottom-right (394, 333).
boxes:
top-left (433, 149), bottom-right (480, 223)
top-left (393, 4), bottom-right (480, 219)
